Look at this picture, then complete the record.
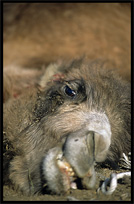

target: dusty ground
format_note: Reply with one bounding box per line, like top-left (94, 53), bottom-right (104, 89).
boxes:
top-left (3, 2), bottom-right (131, 202)
top-left (3, 166), bottom-right (131, 201)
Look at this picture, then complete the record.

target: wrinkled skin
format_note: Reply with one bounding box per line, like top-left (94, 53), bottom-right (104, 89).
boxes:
top-left (3, 59), bottom-right (131, 195)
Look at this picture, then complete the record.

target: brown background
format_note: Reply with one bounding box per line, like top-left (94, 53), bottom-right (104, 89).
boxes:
top-left (4, 3), bottom-right (131, 80)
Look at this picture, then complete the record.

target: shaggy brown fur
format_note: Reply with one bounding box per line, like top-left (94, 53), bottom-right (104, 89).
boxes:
top-left (3, 59), bottom-right (131, 195)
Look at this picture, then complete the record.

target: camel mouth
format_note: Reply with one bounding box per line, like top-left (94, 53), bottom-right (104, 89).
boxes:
top-left (56, 151), bottom-right (93, 191)
top-left (56, 152), bottom-right (77, 191)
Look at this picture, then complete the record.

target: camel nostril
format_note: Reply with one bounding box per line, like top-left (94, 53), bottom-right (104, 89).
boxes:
top-left (86, 131), bottom-right (95, 157)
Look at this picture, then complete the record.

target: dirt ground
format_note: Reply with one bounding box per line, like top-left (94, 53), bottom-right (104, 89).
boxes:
top-left (3, 2), bottom-right (131, 202)
top-left (3, 166), bottom-right (131, 201)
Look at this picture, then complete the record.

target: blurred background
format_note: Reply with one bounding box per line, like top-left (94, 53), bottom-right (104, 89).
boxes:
top-left (3, 3), bottom-right (131, 80)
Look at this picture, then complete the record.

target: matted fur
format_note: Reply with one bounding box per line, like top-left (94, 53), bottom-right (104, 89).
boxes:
top-left (3, 59), bottom-right (131, 195)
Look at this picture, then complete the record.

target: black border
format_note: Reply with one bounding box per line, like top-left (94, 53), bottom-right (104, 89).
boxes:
top-left (1, 1), bottom-right (133, 204)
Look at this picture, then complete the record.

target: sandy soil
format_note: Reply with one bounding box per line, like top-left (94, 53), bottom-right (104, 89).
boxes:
top-left (3, 2), bottom-right (131, 202)
top-left (3, 166), bottom-right (131, 201)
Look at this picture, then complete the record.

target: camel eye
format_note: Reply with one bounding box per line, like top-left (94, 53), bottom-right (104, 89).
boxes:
top-left (64, 85), bottom-right (76, 98)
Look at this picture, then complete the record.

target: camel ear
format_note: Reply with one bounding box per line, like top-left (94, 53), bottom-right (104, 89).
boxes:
top-left (38, 62), bottom-right (63, 90)
top-left (94, 132), bottom-right (111, 162)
